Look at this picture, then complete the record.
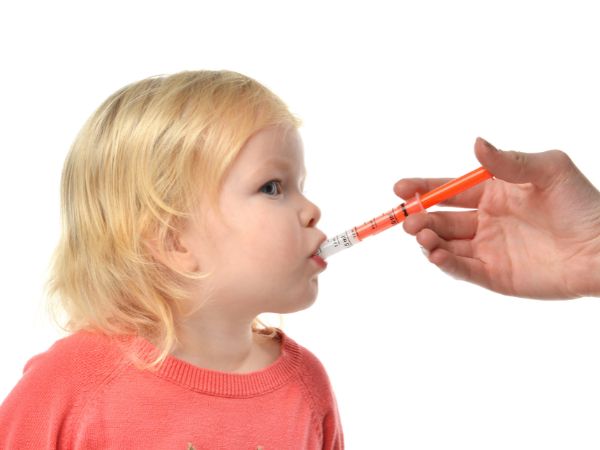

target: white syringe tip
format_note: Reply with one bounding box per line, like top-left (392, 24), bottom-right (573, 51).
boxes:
top-left (314, 230), bottom-right (360, 259)
top-left (315, 239), bottom-right (342, 259)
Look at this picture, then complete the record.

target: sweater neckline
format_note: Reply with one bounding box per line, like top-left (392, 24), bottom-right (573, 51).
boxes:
top-left (132, 331), bottom-right (302, 398)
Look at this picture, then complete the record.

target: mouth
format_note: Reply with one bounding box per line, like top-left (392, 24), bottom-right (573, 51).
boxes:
top-left (310, 238), bottom-right (328, 270)
top-left (310, 254), bottom-right (328, 269)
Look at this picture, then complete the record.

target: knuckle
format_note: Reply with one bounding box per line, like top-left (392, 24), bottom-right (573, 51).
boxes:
top-left (546, 149), bottom-right (575, 179)
top-left (508, 150), bottom-right (529, 178)
top-left (548, 149), bottom-right (573, 167)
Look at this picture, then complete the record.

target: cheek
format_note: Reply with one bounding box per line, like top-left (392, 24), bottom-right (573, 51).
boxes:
top-left (235, 241), bottom-right (294, 279)
top-left (220, 204), bottom-right (304, 273)
top-left (252, 216), bottom-right (303, 264)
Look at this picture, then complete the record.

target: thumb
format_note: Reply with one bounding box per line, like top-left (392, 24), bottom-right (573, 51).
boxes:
top-left (474, 137), bottom-right (572, 189)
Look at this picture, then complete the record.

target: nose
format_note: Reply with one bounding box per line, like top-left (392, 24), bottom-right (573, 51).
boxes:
top-left (300, 195), bottom-right (321, 228)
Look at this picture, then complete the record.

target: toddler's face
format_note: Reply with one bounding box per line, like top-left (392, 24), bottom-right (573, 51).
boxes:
top-left (182, 125), bottom-right (327, 317)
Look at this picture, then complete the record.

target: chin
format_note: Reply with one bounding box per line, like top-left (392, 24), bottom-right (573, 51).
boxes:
top-left (276, 293), bottom-right (318, 314)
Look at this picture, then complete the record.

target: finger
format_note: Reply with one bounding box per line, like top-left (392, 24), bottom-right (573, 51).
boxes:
top-left (394, 177), bottom-right (487, 208)
top-left (393, 178), bottom-right (449, 199)
top-left (427, 248), bottom-right (492, 288)
top-left (416, 229), bottom-right (473, 258)
top-left (475, 137), bottom-right (575, 189)
top-left (403, 210), bottom-right (478, 240)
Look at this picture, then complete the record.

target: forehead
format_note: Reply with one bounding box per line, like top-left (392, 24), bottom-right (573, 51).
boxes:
top-left (235, 126), bottom-right (304, 169)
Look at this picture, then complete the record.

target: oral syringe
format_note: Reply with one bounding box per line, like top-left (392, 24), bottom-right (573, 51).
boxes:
top-left (315, 166), bottom-right (493, 259)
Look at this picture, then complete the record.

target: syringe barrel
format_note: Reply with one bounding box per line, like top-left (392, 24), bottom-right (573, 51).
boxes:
top-left (419, 167), bottom-right (491, 208)
top-left (354, 195), bottom-right (424, 241)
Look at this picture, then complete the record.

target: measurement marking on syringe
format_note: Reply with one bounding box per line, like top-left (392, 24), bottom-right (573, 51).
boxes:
top-left (388, 209), bottom-right (400, 225)
top-left (400, 203), bottom-right (408, 217)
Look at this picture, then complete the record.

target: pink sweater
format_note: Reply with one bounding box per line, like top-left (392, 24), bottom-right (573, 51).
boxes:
top-left (0, 330), bottom-right (343, 449)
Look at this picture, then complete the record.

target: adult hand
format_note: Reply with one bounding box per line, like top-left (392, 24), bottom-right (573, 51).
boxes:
top-left (394, 138), bottom-right (600, 299)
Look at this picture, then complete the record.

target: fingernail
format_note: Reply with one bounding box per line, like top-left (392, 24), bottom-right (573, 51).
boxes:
top-left (479, 137), bottom-right (498, 152)
top-left (420, 246), bottom-right (430, 257)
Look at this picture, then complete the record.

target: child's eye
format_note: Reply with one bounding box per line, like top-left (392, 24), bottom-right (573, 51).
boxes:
top-left (259, 180), bottom-right (283, 196)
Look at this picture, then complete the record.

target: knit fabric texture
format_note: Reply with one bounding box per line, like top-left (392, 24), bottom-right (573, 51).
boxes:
top-left (0, 330), bottom-right (343, 449)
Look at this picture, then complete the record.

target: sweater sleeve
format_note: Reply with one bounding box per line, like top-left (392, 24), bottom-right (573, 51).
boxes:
top-left (0, 350), bottom-right (76, 448)
top-left (0, 332), bottom-right (123, 449)
top-left (298, 346), bottom-right (344, 450)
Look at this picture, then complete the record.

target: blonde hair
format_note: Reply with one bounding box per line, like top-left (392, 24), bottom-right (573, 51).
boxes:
top-left (46, 70), bottom-right (300, 365)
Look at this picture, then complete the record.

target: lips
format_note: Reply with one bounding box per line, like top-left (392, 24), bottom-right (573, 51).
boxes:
top-left (312, 237), bottom-right (327, 256)
top-left (309, 237), bottom-right (328, 269)
top-left (310, 254), bottom-right (328, 269)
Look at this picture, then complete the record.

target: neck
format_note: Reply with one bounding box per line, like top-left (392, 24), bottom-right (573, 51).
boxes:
top-left (171, 307), bottom-right (279, 373)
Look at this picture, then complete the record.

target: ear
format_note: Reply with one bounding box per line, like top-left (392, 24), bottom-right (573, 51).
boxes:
top-left (144, 229), bottom-right (200, 273)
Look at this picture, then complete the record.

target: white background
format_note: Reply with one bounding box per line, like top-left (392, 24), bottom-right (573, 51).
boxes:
top-left (2, 1), bottom-right (600, 448)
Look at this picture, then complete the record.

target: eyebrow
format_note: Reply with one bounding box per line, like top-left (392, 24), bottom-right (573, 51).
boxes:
top-left (258, 158), bottom-right (306, 179)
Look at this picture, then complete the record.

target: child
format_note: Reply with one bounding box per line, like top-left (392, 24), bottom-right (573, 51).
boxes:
top-left (0, 70), bottom-right (343, 449)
